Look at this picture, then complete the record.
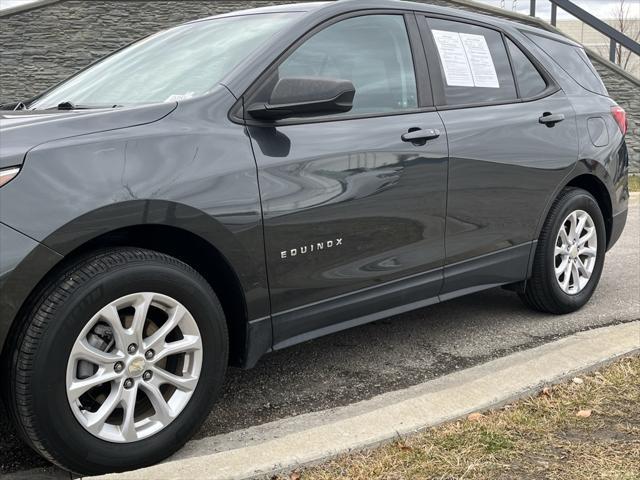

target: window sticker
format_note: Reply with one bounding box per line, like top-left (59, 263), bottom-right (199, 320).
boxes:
top-left (432, 30), bottom-right (500, 88)
top-left (431, 30), bottom-right (474, 87)
top-left (459, 33), bottom-right (499, 88)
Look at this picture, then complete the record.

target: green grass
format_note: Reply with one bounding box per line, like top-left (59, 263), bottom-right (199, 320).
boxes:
top-left (629, 175), bottom-right (640, 192)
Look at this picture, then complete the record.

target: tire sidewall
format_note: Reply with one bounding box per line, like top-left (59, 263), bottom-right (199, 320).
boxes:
top-left (28, 257), bottom-right (227, 474)
top-left (544, 191), bottom-right (606, 310)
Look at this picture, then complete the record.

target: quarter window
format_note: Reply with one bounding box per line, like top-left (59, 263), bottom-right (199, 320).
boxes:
top-left (525, 33), bottom-right (607, 96)
top-left (426, 18), bottom-right (517, 106)
top-left (506, 38), bottom-right (547, 98)
top-left (274, 15), bottom-right (418, 116)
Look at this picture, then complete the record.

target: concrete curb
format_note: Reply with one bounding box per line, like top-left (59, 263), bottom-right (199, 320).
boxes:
top-left (87, 320), bottom-right (640, 480)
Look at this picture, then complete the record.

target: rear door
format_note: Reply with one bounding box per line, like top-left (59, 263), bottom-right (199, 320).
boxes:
top-left (245, 12), bottom-right (449, 346)
top-left (418, 16), bottom-right (579, 296)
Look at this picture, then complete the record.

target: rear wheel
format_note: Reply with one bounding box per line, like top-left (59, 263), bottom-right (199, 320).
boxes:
top-left (520, 187), bottom-right (606, 314)
top-left (4, 248), bottom-right (228, 475)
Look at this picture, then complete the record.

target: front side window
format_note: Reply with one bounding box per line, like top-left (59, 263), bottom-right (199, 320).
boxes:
top-left (30, 13), bottom-right (299, 110)
top-left (426, 18), bottom-right (517, 106)
top-left (275, 15), bottom-right (418, 116)
top-left (506, 38), bottom-right (547, 98)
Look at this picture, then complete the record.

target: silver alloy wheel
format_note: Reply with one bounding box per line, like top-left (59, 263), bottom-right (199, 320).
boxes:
top-left (66, 292), bottom-right (203, 443)
top-left (554, 209), bottom-right (598, 295)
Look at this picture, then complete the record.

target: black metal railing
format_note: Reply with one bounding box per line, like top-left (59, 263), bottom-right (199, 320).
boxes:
top-left (527, 0), bottom-right (639, 64)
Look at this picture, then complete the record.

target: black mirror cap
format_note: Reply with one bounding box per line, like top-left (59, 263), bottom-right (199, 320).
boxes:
top-left (247, 77), bottom-right (355, 121)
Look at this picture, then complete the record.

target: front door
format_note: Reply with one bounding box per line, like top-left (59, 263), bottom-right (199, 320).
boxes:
top-left (246, 13), bottom-right (449, 346)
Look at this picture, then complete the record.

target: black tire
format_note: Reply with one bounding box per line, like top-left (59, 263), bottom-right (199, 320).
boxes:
top-left (3, 248), bottom-right (228, 475)
top-left (520, 187), bottom-right (606, 314)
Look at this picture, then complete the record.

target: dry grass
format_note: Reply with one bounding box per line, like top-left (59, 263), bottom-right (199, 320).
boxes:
top-left (629, 175), bottom-right (640, 192)
top-left (279, 356), bottom-right (640, 480)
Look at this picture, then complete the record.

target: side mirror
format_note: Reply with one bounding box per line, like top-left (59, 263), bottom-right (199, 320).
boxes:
top-left (247, 77), bottom-right (355, 121)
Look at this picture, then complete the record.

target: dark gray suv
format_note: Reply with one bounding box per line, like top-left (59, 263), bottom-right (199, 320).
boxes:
top-left (0, 0), bottom-right (629, 474)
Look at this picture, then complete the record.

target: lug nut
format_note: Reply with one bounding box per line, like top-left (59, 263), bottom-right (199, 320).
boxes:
top-left (145, 349), bottom-right (154, 360)
top-left (114, 361), bottom-right (124, 373)
top-left (143, 370), bottom-right (153, 381)
top-left (127, 343), bottom-right (137, 354)
top-left (123, 378), bottom-right (134, 389)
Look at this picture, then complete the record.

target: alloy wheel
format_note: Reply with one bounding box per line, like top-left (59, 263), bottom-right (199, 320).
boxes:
top-left (65, 292), bottom-right (203, 443)
top-left (554, 209), bottom-right (598, 295)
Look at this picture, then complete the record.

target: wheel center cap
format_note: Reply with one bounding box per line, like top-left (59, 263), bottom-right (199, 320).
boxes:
top-left (569, 246), bottom-right (578, 259)
top-left (128, 357), bottom-right (146, 377)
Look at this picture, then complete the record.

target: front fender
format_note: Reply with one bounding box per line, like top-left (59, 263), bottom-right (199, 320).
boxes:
top-left (0, 85), bottom-right (268, 324)
top-left (41, 199), bottom-right (264, 301)
top-left (0, 200), bottom-right (270, 356)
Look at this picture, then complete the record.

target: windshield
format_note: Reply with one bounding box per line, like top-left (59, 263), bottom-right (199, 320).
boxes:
top-left (30, 13), bottom-right (299, 109)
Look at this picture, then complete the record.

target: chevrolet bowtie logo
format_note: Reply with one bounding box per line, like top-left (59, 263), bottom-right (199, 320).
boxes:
top-left (128, 358), bottom-right (146, 376)
top-left (281, 238), bottom-right (343, 259)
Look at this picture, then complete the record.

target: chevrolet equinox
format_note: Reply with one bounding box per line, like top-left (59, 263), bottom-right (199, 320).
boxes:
top-left (0, 0), bottom-right (629, 474)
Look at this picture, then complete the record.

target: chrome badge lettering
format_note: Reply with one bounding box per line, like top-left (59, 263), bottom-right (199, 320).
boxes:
top-left (281, 238), bottom-right (343, 259)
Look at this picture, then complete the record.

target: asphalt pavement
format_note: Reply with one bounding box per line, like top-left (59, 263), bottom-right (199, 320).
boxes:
top-left (2, 194), bottom-right (638, 477)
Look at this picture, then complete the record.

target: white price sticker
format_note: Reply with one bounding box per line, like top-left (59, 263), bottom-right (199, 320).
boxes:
top-left (432, 30), bottom-right (500, 89)
top-left (432, 30), bottom-right (474, 87)
top-left (460, 33), bottom-right (499, 88)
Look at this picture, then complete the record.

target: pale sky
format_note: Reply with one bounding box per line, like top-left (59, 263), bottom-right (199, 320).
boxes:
top-left (475, 0), bottom-right (639, 20)
top-left (1, 0), bottom-right (638, 19)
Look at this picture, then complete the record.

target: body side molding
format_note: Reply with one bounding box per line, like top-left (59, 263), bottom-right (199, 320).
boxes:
top-left (269, 242), bottom-right (534, 351)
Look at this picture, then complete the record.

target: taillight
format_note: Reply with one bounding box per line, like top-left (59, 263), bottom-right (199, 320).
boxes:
top-left (611, 105), bottom-right (627, 135)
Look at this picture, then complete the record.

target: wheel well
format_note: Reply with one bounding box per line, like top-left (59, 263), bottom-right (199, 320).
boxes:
top-left (60, 225), bottom-right (248, 366)
top-left (566, 174), bottom-right (613, 246)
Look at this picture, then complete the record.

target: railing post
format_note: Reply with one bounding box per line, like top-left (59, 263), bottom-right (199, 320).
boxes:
top-left (550, 3), bottom-right (557, 26)
top-left (552, 0), bottom-right (639, 60)
top-left (610, 38), bottom-right (617, 63)
top-left (530, 0), bottom-right (536, 17)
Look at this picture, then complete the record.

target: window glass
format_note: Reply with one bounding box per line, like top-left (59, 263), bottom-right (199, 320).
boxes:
top-left (276, 15), bottom-right (418, 116)
top-left (525, 33), bottom-right (607, 96)
top-left (31, 13), bottom-right (300, 109)
top-left (506, 38), bottom-right (547, 97)
top-left (426, 18), bottom-right (517, 106)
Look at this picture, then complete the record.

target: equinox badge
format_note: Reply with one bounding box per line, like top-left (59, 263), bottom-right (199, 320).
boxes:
top-left (281, 238), bottom-right (343, 259)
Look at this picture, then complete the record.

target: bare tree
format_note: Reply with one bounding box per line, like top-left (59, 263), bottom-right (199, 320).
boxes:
top-left (610, 0), bottom-right (640, 70)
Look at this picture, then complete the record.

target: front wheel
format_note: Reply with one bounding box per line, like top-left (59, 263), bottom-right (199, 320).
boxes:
top-left (520, 187), bottom-right (606, 314)
top-left (4, 248), bottom-right (228, 475)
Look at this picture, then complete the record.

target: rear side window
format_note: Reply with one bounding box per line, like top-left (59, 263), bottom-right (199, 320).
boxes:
top-left (525, 33), bottom-right (607, 96)
top-left (506, 39), bottom-right (547, 98)
top-left (426, 18), bottom-right (517, 106)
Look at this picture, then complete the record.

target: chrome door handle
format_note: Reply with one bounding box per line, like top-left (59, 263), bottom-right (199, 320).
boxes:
top-left (401, 128), bottom-right (441, 144)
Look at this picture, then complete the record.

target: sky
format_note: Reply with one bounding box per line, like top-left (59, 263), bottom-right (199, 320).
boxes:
top-left (0, 0), bottom-right (638, 19)
top-left (474, 0), bottom-right (639, 21)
